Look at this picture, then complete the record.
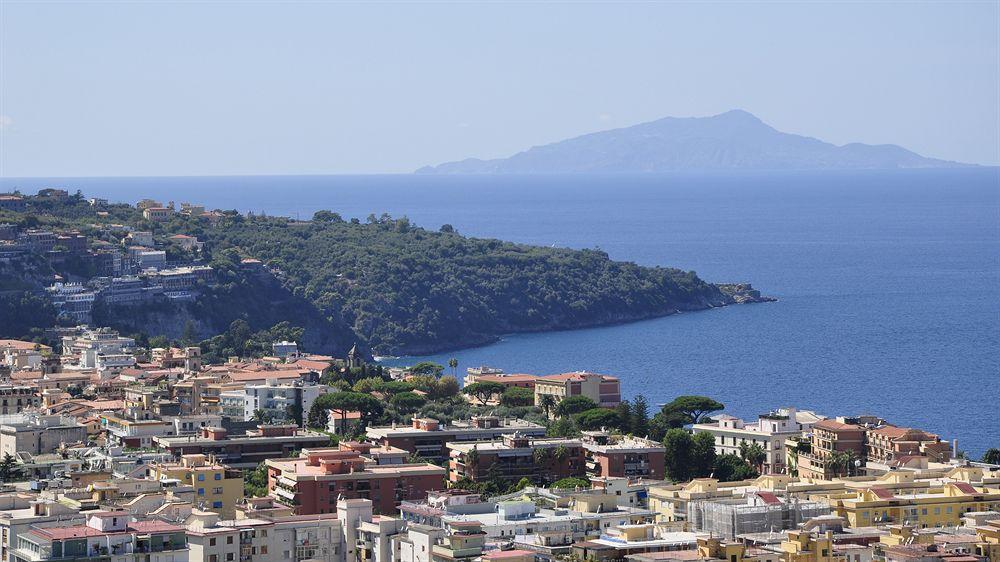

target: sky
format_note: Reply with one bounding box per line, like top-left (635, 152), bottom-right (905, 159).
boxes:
top-left (0, 1), bottom-right (998, 177)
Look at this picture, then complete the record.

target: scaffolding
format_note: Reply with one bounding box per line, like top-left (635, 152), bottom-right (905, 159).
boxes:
top-left (688, 496), bottom-right (830, 538)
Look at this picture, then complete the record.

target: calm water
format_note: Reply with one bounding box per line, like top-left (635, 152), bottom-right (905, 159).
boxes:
top-left (2, 169), bottom-right (998, 457)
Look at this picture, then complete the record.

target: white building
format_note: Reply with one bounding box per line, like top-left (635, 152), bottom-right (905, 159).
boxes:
top-left (61, 327), bottom-right (136, 369)
top-left (692, 407), bottom-right (825, 474)
top-left (271, 341), bottom-right (298, 358)
top-left (221, 380), bottom-right (326, 426)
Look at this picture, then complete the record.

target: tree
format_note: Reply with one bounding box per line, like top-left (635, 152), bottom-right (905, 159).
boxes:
top-left (659, 396), bottom-right (725, 425)
top-left (389, 391), bottom-right (427, 413)
top-left (574, 408), bottom-right (622, 431)
top-left (555, 396), bottom-right (598, 418)
top-left (500, 387), bottom-right (534, 407)
top-left (312, 210), bottom-right (343, 223)
top-left (982, 448), bottom-right (1000, 465)
top-left (448, 358), bottom-right (458, 377)
top-left (551, 477), bottom-right (590, 489)
top-left (713, 454), bottom-right (759, 482)
top-left (739, 442), bottom-right (766, 472)
top-left (631, 395), bottom-right (650, 437)
top-left (539, 394), bottom-right (556, 418)
top-left (691, 431), bottom-right (717, 478)
top-left (352, 377), bottom-right (386, 393)
top-left (615, 401), bottom-right (633, 433)
top-left (434, 376), bottom-right (460, 398)
top-left (285, 404), bottom-right (303, 427)
top-left (662, 429), bottom-right (695, 482)
top-left (511, 477), bottom-right (533, 492)
top-left (409, 362), bottom-right (444, 377)
top-left (309, 392), bottom-right (383, 433)
top-left (547, 416), bottom-right (580, 438)
top-left (252, 409), bottom-right (275, 425)
top-left (244, 461), bottom-right (269, 497)
top-left (0, 453), bottom-right (21, 482)
top-left (462, 381), bottom-right (505, 405)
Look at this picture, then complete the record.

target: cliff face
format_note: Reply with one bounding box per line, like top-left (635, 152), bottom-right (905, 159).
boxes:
top-left (93, 269), bottom-right (366, 358)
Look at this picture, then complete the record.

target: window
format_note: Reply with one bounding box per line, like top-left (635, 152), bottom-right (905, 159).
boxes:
top-left (922, 508), bottom-right (928, 515)
top-left (226, 554), bottom-right (234, 561)
top-left (210, 539), bottom-right (216, 547)
top-left (213, 501), bottom-right (223, 508)
top-left (209, 556), bottom-right (218, 562)
top-left (214, 473), bottom-right (222, 480)
top-left (261, 547), bottom-right (268, 555)
top-left (227, 537), bottom-right (234, 544)
top-left (198, 474), bottom-right (205, 481)
top-left (213, 487), bottom-right (223, 494)
top-left (198, 488), bottom-right (205, 495)
top-left (283, 551), bottom-right (290, 559)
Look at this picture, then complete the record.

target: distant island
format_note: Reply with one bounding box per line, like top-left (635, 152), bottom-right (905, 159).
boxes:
top-left (0, 192), bottom-right (773, 356)
top-left (417, 109), bottom-right (971, 174)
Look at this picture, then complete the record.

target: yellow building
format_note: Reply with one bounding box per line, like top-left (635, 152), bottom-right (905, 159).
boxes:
top-left (973, 519), bottom-right (1000, 561)
top-left (148, 454), bottom-right (243, 518)
top-left (832, 482), bottom-right (1000, 529)
top-left (779, 530), bottom-right (844, 562)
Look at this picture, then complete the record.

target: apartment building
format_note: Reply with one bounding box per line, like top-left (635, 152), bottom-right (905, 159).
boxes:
top-left (866, 426), bottom-right (952, 465)
top-left (797, 419), bottom-right (867, 480)
top-left (366, 416), bottom-right (546, 461)
top-left (534, 372), bottom-right (621, 408)
top-left (582, 431), bottom-right (667, 480)
top-left (266, 444), bottom-right (446, 515)
top-left (221, 380), bottom-right (326, 427)
top-left (693, 407), bottom-right (825, 474)
top-left (153, 425), bottom-right (330, 468)
top-left (0, 414), bottom-right (87, 456)
top-left (60, 328), bottom-right (136, 370)
top-left (147, 455), bottom-right (243, 518)
top-left (447, 434), bottom-right (586, 485)
top-left (0, 386), bottom-right (40, 416)
top-left (142, 207), bottom-right (173, 221)
top-left (10, 511), bottom-right (187, 562)
top-left (831, 483), bottom-right (1000, 529)
top-left (0, 495), bottom-right (84, 562)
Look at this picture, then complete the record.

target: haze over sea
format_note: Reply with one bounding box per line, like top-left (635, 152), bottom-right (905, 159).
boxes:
top-left (2, 169), bottom-right (997, 457)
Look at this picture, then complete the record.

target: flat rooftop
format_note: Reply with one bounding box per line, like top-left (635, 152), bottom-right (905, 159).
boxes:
top-left (367, 418), bottom-right (545, 438)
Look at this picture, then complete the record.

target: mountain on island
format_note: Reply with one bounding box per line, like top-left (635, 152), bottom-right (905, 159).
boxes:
top-left (417, 110), bottom-right (970, 173)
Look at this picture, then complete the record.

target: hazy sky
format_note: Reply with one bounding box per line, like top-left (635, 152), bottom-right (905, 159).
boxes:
top-left (1, 1), bottom-right (998, 177)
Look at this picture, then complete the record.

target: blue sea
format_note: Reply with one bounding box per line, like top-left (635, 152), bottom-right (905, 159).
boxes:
top-left (2, 169), bottom-right (998, 457)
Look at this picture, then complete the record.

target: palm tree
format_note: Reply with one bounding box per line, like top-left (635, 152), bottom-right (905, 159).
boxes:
top-left (540, 394), bottom-right (556, 418)
top-left (740, 442), bottom-right (766, 472)
top-left (448, 358), bottom-right (458, 377)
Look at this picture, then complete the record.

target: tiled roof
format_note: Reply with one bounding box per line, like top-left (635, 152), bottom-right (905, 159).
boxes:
top-left (813, 419), bottom-right (860, 431)
top-left (869, 487), bottom-right (895, 500)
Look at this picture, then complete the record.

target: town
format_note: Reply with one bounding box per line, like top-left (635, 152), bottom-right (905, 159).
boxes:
top-left (1, 325), bottom-right (999, 562)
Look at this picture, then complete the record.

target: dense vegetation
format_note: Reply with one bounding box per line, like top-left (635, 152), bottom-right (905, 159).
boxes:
top-left (203, 211), bottom-right (730, 354)
top-left (0, 191), bottom-right (747, 354)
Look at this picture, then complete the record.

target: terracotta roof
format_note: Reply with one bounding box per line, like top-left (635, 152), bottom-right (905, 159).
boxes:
top-left (10, 371), bottom-right (44, 381)
top-left (951, 482), bottom-right (978, 495)
top-left (0, 339), bottom-right (49, 351)
top-left (291, 359), bottom-right (333, 372)
top-left (870, 425), bottom-right (911, 439)
top-left (813, 419), bottom-right (861, 431)
top-left (756, 491), bottom-right (782, 505)
top-left (475, 374), bottom-right (538, 384)
top-left (485, 550), bottom-right (536, 559)
top-left (539, 371), bottom-right (618, 382)
top-left (869, 487), bottom-right (895, 500)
